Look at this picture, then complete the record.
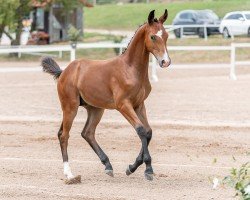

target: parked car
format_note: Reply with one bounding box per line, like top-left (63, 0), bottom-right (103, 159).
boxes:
top-left (172, 10), bottom-right (220, 38)
top-left (219, 11), bottom-right (250, 38)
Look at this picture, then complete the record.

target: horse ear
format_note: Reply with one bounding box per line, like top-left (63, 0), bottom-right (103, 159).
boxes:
top-left (159, 9), bottom-right (168, 24)
top-left (148, 10), bottom-right (155, 25)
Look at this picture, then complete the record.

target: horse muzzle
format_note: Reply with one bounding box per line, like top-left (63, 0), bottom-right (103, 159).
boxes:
top-left (159, 59), bottom-right (171, 68)
top-left (157, 51), bottom-right (171, 68)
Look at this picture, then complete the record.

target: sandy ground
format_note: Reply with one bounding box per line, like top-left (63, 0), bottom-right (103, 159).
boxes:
top-left (0, 62), bottom-right (250, 200)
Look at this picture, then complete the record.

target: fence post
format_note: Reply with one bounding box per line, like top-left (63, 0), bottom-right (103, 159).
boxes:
top-left (151, 55), bottom-right (158, 82)
top-left (70, 47), bottom-right (76, 62)
top-left (180, 27), bottom-right (183, 39)
top-left (59, 51), bottom-right (63, 58)
top-left (230, 43), bottom-right (237, 80)
top-left (18, 46), bottom-right (21, 58)
top-left (204, 25), bottom-right (208, 41)
top-left (119, 47), bottom-right (123, 55)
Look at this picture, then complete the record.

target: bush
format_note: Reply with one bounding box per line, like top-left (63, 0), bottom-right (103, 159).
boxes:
top-left (223, 162), bottom-right (250, 200)
top-left (67, 25), bottom-right (82, 43)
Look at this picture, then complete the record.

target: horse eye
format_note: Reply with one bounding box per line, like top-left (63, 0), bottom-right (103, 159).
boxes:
top-left (151, 35), bottom-right (156, 41)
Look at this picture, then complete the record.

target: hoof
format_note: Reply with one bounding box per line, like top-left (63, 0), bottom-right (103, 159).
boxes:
top-left (65, 175), bottom-right (81, 185)
top-left (144, 173), bottom-right (154, 181)
top-left (126, 166), bottom-right (133, 176)
top-left (105, 169), bottom-right (114, 177)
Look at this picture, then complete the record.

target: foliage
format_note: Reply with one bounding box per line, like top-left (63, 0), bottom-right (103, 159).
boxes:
top-left (68, 25), bottom-right (82, 42)
top-left (0, 0), bottom-right (18, 27)
top-left (52, 0), bottom-right (82, 10)
top-left (223, 162), bottom-right (250, 200)
top-left (0, 0), bottom-right (83, 45)
top-left (0, 0), bottom-right (19, 37)
top-left (96, 0), bottom-right (115, 4)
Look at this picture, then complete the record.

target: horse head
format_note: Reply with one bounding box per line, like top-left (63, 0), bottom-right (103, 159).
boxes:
top-left (145, 9), bottom-right (171, 68)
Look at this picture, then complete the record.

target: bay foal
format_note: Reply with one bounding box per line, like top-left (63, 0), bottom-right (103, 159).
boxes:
top-left (42, 10), bottom-right (171, 184)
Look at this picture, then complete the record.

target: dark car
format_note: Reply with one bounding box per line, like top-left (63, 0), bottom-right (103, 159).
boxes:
top-left (172, 10), bottom-right (220, 38)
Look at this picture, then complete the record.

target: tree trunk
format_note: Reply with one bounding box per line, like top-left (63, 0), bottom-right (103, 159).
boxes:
top-left (10, 0), bottom-right (30, 57)
top-left (12, 0), bottom-right (30, 46)
top-left (0, 25), bottom-right (4, 40)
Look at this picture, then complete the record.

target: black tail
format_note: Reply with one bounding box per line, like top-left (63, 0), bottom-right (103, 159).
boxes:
top-left (41, 57), bottom-right (62, 79)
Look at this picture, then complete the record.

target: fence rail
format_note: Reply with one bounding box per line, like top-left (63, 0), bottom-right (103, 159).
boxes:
top-left (0, 42), bottom-right (249, 81)
top-left (164, 24), bottom-right (221, 40)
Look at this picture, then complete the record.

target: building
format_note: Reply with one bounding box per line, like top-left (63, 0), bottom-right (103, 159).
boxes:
top-left (31, 0), bottom-right (92, 43)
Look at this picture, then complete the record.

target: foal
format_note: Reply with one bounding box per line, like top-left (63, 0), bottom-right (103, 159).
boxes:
top-left (42, 9), bottom-right (171, 183)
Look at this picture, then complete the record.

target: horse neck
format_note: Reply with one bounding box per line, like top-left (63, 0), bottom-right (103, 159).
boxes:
top-left (123, 25), bottom-right (150, 77)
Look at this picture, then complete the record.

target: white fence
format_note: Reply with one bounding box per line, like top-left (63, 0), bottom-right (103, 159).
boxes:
top-left (0, 42), bottom-right (249, 81)
top-left (230, 43), bottom-right (250, 80)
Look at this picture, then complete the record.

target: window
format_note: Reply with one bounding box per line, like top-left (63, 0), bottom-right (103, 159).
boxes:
top-left (226, 13), bottom-right (244, 20)
top-left (180, 12), bottom-right (194, 20)
top-left (245, 14), bottom-right (250, 20)
top-left (235, 14), bottom-right (244, 19)
top-left (36, 8), bottom-right (44, 30)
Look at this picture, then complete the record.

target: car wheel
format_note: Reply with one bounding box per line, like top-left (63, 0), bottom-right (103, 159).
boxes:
top-left (174, 29), bottom-right (181, 38)
top-left (248, 27), bottom-right (250, 37)
top-left (223, 27), bottom-right (230, 38)
top-left (198, 28), bottom-right (205, 38)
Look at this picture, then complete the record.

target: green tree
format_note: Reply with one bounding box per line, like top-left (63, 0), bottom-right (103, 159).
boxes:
top-left (0, 0), bottom-right (31, 45)
top-left (13, 0), bottom-right (30, 45)
top-left (0, 0), bottom-right (19, 41)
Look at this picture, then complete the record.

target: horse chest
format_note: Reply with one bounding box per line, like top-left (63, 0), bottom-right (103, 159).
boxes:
top-left (128, 83), bottom-right (151, 106)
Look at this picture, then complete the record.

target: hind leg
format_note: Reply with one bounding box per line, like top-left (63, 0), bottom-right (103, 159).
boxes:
top-left (58, 100), bottom-right (81, 184)
top-left (81, 106), bottom-right (113, 177)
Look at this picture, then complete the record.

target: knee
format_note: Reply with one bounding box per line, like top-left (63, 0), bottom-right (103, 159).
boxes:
top-left (135, 126), bottom-right (147, 138)
top-left (59, 134), bottom-right (69, 143)
top-left (136, 156), bottom-right (143, 165)
top-left (136, 126), bottom-right (152, 140)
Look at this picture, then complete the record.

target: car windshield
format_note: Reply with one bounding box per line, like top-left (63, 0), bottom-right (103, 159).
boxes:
top-left (245, 14), bottom-right (250, 20)
top-left (197, 11), bottom-right (219, 20)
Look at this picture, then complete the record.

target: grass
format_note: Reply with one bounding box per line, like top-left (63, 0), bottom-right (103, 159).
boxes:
top-left (84, 0), bottom-right (250, 30)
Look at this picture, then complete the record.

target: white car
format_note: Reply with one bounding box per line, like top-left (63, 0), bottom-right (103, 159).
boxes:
top-left (219, 11), bottom-right (250, 38)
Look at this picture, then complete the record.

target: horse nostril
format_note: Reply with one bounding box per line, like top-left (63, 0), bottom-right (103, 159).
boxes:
top-left (161, 60), bottom-right (165, 66)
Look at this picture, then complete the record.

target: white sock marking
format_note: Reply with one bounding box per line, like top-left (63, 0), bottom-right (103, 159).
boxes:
top-left (63, 162), bottom-right (74, 179)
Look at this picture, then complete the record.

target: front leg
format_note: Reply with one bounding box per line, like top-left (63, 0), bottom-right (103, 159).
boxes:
top-left (118, 101), bottom-right (153, 180)
top-left (126, 103), bottom-right (153, 179)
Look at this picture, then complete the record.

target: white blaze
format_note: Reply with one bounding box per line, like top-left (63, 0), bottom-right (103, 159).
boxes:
top-left (63, 162), bottom-right (74, 179)
top-left (156, 30), bottom-right (163, 39)
top-left (163, 50), bottom-right (170, 63)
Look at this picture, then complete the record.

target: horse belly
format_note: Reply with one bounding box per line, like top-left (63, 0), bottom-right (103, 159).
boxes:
top-left (78, 81), bottom-right (115, 109)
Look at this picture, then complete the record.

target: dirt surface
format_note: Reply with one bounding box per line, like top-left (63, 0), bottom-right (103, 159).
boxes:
top-left (0, 62), bottom-right (250, 200)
